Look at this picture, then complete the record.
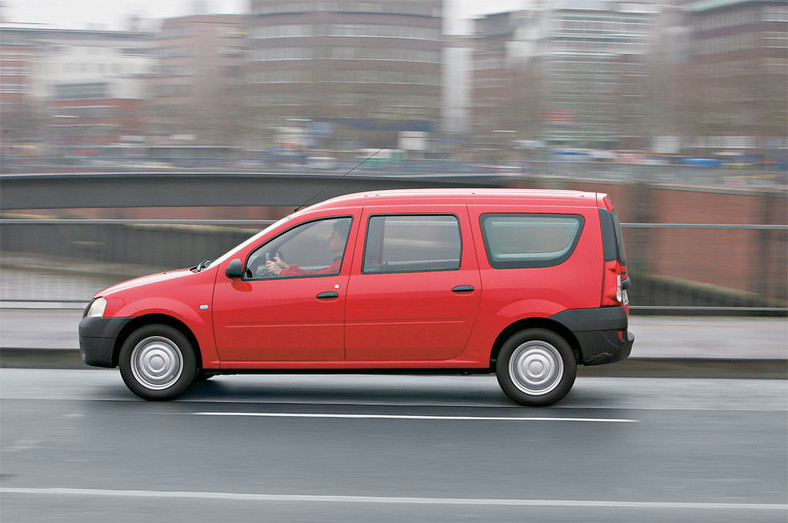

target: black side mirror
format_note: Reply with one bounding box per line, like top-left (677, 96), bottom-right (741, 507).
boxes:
top-left (225, 258), bottom-right (244, 279)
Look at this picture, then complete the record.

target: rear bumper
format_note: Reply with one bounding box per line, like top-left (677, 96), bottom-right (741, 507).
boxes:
top-left (78, 317), bottom-right (134, 368)
top-left (550, 307), bottom-right (634, 365)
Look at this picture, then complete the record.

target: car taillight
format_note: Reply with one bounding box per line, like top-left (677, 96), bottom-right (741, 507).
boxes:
top-left (602, 261), bottom-right (624, 307)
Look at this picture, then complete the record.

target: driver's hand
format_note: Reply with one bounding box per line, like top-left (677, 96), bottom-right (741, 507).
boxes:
top-left (265, 260), bottom-right (283, 275)
top-left (273, 256), bottom-right (289, 269)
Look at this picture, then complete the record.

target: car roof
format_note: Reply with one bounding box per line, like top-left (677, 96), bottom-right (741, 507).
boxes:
top-left (307, 188), bottom-right (601, 211)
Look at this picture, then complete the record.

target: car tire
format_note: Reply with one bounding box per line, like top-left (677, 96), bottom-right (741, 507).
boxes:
top-left (119, 324), bottom-right (197, 401)
top-left (496, 328), bottom-right (576, 407)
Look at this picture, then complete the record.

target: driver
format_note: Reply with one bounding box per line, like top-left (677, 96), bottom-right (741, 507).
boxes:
top-left (265, 220), bottom-right (350, 276)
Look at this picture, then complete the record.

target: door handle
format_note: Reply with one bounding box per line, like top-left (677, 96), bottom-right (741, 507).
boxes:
top-left (316, 291), bottom-right (339, 299)
top-left (452, 285), bottom-right (475, 293)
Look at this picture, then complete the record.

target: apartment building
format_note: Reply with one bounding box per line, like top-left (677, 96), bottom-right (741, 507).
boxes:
top-left (147, 15), bottom-right (246, 146)
top-left (0, 29), bottom-right (36, 150)
top-left (471, 1), bottom-right (660, 150)
top-left (685, 0), bottom-right (787, 154)
top-left (246, 0), bottom-right (443, 149)
top-left (0, 25), bottom-right (152, 155)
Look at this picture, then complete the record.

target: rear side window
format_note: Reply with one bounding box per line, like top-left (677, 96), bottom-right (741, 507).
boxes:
top-left (480, 213), bottom-right (584, 269)
top-left (363, 215), bottom-right (461, 274)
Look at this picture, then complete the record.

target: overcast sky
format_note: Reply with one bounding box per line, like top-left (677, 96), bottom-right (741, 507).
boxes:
top-left (2, 0), bottom-right (525, 33)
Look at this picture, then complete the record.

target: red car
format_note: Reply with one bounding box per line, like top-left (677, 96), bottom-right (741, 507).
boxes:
top-left (79, 189), bottom-right (633, 406)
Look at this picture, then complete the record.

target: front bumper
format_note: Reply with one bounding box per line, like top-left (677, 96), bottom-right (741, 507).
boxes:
top-left (78, 317), bottom-right (134, 367)
top-left (550, 307), bottom-right (634, 366)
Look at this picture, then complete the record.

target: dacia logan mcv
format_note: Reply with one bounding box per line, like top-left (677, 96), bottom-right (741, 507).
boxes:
top-left (79, 189), bottom-right (633, 406)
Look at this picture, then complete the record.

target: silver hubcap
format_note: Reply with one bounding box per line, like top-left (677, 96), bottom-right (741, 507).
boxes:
top-left (130, 336), bottom-right (183, 391)
top-left (509, 341), bottom-right (564, 396)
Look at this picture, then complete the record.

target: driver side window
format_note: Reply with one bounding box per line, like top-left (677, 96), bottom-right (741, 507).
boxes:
top-left (246, 217), bottom-right (352, 279)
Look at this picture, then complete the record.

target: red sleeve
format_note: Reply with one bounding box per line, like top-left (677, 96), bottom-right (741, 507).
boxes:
top-left (280, 264), bottom-right (309, 276)
top-left (280, 258), bottom-right (341, 276)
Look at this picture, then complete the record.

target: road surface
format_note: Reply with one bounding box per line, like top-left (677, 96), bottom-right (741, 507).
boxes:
top-left (1, 369), bottom-right (786, 522)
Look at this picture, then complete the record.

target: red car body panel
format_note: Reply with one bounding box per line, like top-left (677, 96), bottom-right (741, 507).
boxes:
top-left (99, 268), bottom-right (221, 365)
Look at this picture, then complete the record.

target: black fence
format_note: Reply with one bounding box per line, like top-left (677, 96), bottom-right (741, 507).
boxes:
top-left (1, 219), bottom-right (786, 314)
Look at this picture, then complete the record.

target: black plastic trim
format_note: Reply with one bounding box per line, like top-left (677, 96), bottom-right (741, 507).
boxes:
top-left (549, 307), bottom-right (634, 366)
top-left (78, 317), bottom-right (134, 367)
top-left (610, 209), bottom-right (628, 265)
top-left (599, 209), bottom-right (619, 262)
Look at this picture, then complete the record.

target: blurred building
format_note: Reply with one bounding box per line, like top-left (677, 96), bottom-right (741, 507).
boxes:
top-left (646, 0), bottom-right (692, 155)
top-left (0, 25), bottom-right (153, 157)
top-left (0, 28), bottom-right (33, 106)
top-left (0, 28), bottom-right (37, 153)
top-left (147, 15), bottom-right (246, 147)
top-left (442, 34), bottom-right (473, 139)
top-left (472, 1), bottom-right (660, 151)
top-left (246, 0), bottom-right (443, 151)
top-left (470, 10), bottom-right (530, 157)
top-left (684, 0), bottom-right (788, 157)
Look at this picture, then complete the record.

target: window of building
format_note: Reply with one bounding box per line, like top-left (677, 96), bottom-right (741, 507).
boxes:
top-left (330, 24), bottom-right (439, 40)
top-left (0, 82), bottom-right (26, 93)
top-left (764, 5), bottom-right (788, 22)
top-left (763, 31), bottom-right (788, 48)
top-left (250, 47), bottom-right (312, 61)
top-left (251, 24), bottom-right (314, 39)
top-left (54, 82), bottom-right (109, 101)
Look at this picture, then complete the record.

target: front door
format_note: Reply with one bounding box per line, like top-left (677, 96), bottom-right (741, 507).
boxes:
top-left (212, 216), bottom-right (354, 363)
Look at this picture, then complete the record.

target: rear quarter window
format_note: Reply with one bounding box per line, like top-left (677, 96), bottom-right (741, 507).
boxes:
top-left (480, 213), bottom-right (584, 269)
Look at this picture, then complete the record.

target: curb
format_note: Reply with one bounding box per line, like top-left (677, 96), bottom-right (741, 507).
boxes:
top-left (1, 348), bottom-right (786, 379)
top-left (1, 348), bottom-right (85, 369)
top-left (577, 358), bottom-right (787, 380)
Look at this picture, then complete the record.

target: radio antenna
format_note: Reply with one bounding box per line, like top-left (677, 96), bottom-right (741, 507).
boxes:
top-left (294, 147), bottom-right (385, 212)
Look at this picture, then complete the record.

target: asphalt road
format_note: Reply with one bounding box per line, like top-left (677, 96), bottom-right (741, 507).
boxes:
top-left (1, 370), bottom-right (786, 523)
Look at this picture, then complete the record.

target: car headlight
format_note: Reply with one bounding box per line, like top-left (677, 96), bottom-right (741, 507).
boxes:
top-left (85, 297), bottom-right (107, 318)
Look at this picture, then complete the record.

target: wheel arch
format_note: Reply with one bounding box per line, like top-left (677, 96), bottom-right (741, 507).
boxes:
top-left (489, 317), bottom-right (580, 369)
top-left (112, 314), bottom-right (202, 369)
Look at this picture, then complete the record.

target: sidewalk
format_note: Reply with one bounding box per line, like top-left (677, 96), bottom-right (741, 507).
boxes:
top-left (1, 308), bottom-right (785, 377)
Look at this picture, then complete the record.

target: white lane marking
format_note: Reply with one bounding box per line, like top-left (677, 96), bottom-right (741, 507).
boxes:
top-left (192, 412), bottom-right (638, 423)
top-left (1, 488), bottom-right (785, 511)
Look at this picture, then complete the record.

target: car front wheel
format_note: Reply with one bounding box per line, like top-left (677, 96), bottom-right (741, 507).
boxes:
top-left (119, 324), bottom-right (197, 401)
top-left (496, 329), bottom-right (576, 407)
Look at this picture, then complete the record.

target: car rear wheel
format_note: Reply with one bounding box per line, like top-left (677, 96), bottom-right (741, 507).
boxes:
top-left (119, 324), bottom-right (197, 401)
top-left (496, 329), bottom-right (576, 407)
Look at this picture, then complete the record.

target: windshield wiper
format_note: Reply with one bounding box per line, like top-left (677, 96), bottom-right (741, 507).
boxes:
top-left (195, 260), bottom-right (212, 272)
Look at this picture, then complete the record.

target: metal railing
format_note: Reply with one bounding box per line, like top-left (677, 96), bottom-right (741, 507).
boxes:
top-left (1, 219), bottom-right (786, 314)
top-left (620, 223), bottom-right (787, 314)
